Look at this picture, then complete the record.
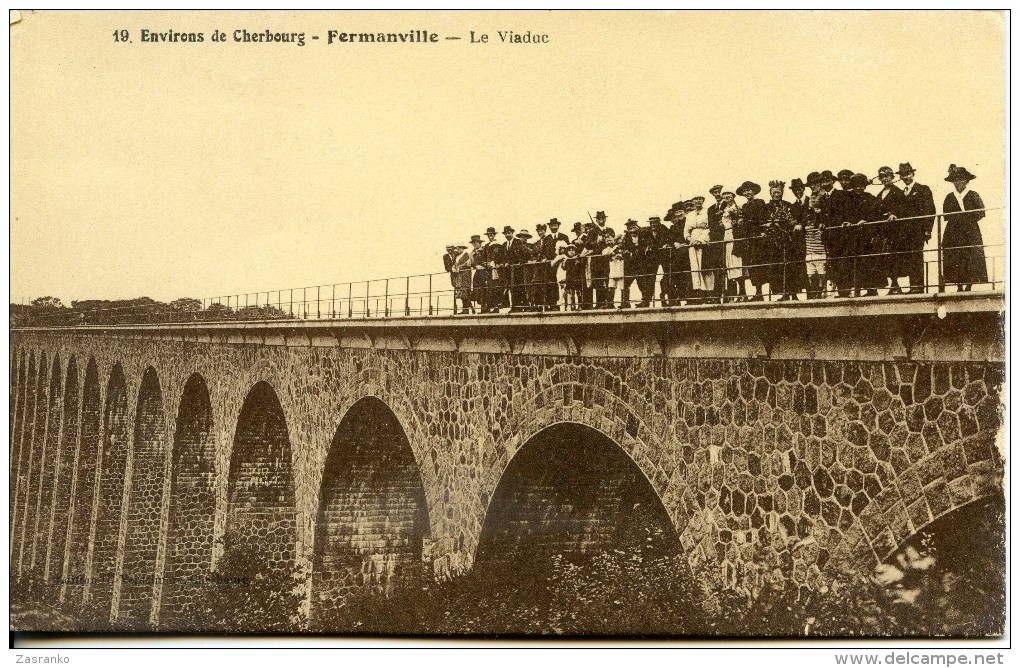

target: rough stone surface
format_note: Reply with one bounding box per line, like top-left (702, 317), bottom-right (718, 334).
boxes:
top-left (9, 321), bottom-right (1005, 630)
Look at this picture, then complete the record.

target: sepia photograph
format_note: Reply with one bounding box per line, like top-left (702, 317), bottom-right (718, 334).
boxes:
top-left (8, 8), bottom-right (1008, 654)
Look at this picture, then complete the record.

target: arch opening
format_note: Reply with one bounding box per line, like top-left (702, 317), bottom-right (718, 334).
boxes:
top-left (89, 363), bottom-right (129, 622)
top-left (216, 381), bottom-right (298, 631)
top-left (118, 367), bottom-right (169, 626)
top-left (48, 356), bottom-right (79, 592)
top-left (311, 397), bottom-right (430, 623)
top-left (65, 358), bottom-right (101, 607)
top-left (11, 353), bottom-right (36, 564)
top-left (159, 373), bottom-right (217, 629)
top-left (15, 352), bottom-right (48, 579)
top-left (469, 422), bottom-right (699, 635)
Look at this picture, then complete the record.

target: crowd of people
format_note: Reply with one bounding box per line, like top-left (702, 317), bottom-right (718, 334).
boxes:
top-left (441, 163), bottom-right (991, 314)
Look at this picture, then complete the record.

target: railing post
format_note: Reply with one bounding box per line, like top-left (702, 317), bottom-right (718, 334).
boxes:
top-left (428, 274), bottom-right (433, 315)
top-left (405, 276), bottom-right (410, 316)
top-left (936, 214), bottom-right (944, 293)
top-left (347, 283), bottom-right (353, 318)
top-left (317, 286), bottom-right (321, 319)
top-left (365, 281), bottom-right (370, 318)
top-left (384, 278), bottom-right (390, 317)
top-left (331, 284), bottom-right (336, 319)
top-left (289, 289), bottom-right (293, 317)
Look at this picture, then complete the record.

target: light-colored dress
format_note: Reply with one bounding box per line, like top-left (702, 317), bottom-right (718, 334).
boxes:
top-left (720, 202), bottom-right (745, 280)
top-left (685, 208), bottom-right (716, 292)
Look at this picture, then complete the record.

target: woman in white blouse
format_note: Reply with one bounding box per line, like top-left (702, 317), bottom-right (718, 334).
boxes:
top-left (684, 195), bottom-right (715, 301)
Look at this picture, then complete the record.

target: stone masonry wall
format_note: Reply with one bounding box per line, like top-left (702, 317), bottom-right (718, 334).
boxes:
top-left (9, 320), bottom-right (1004, 629)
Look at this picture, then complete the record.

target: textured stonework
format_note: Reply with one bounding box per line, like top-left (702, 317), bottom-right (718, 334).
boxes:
top-left (9, 302), bottom-right (1005, 630)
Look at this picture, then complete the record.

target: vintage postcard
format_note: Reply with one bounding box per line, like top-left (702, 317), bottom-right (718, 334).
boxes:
top-left (9, 9), bottom-right (1007, 650)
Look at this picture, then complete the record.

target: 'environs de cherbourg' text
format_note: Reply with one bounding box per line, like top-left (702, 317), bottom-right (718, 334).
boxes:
top-left (125, 28), bottom-right (550, 46)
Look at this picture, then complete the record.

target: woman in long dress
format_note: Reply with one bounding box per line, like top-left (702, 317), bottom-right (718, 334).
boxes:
top-left (718, 191), bottom-right (746, 302)
top-left (941, 164), bottom-right (988, 291)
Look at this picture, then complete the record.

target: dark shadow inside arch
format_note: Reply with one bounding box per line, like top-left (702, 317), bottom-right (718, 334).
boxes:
top-left (65, 357), bottom-right (100, 608)
top-left (48, 356), bottom-right (78, 594)
top-left (14, 352), bottom-right (48, 581)
top-left (90, 363), bottom-right (128, 624)
top-left (476, 422), bottom-right (682, 573)
top-left (30, 354), bottom-right (63, 588)
top-left (118, 367), bottom-right (169, 627)
top-left (10, 352), bottom-right (33, 552)
top-left (218, 381), bottom-right (298, 632)
top-left (159, 372), bottom-right (217, 630)
top-left (311, 397), bottom-right (430, 623)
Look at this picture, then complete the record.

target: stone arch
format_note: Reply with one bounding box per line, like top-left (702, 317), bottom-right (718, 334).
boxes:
top-left (10, 351), bottom-right (33, 557)
top-left (28, 353), bottom-right (62, 584)
top-left (158, 372), bottom-right (217, 628)
top-left (475, 420), bottom-right (691, 587)
top-left (15, 351), bottom-right (48, 578)
top-left (65, 357), bottom-right (101, 606)
top-left (48, 355), bottom-right (79, 591)
top-left (311, 396), bottom-right (430, 622)
top-left (118, 367), bottom-right (169, 626)
top-left (10, 348), bottom-right (22, 445)
top-left (484, 382), bottom-right (699, 547)
top-left (224, 380), bottom-right (297, 572)
top-left (89, 362), bottom-right (129, 621)
top-left (826, 428), bottom-right (1003, 577)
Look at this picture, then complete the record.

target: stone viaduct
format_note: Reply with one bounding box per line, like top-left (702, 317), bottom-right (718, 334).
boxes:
top-left (9, 293), bottom-right (1005, 631)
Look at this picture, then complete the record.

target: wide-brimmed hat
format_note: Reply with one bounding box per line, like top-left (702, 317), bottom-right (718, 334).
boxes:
top-left (819, 170), bottom-right (837, 182)
top-left (850, 173), bottom-right (870, 189)
top-left (625, 218), bottom-right (638, 226)
top-left (735, 181), bottom-right (761, 196)
top-left (445, 244), bottom-right (456, 249)
top-left (790, 178), bottom-right (806, 190)
top-left (456, 244), bottom-right (469, 249)
top-left (896, 162), bottom-right (916, 176)
top-left (837, 169), bottom-right (854, 180)
top-left (805, 172), bottom-right (822, 186)
top-left (469, 234), bottom-right (482, 243)
top-left (595, 211), bottom-right (607, 221)
top-left (485, 227), bottom-right (497, 235)
top-left (502, 225), bottom-right (515, 234)
top-left (516, 229), bottom-right (532, 239)
top-left (945, 164), bottom-right (976, 182)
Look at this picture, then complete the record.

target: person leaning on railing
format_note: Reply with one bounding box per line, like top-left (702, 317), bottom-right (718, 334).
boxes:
top-left (941, 164), bottom-right (987, 292)
top-left (896, 163), bottom-right (937, 294)
top-left (735, 181), bottom-right (769, 301)
top-left (844, 173), bottom-right (884, 296)
top-left (873, 165), bottom-right (910, 295)
top-left (763, 181), bottom-right (800, 301)
top-left (452, 242), bottom-right (474, 315)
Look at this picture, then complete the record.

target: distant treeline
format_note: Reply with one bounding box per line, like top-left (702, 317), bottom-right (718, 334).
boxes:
top-left (10, 296), bottom-right (292, 328)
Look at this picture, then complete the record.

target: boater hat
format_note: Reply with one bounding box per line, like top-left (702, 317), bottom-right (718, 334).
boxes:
top-left (945, 164), bottom-right (976, 182)
top-left (735, 181), bottom-right (761, 196)
top-left (516, 229), bottom-right (532, 239)
top-left (896, 162), bottom-right (916, 176)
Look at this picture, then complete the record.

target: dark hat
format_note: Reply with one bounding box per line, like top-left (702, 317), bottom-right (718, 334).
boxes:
top-left (819, 170), bottom-right (837, 182)
top-left (625, 218), bottom-right (638, 226)
top-left (535, 222), bottom-right (547, 231)
top-left (595, 210), bottom-right (607, 220)
top-left (502, 225), bottom-right (515, 234)
top-left (850, 173), bottom-right (870, 189)
top-left (837, 169), bottom-right (854, 180)
top-left (572, 222), bottom-right (583, 231)
top-left (878, 165), bottom-right (894, 176)
top-left (469, 234), bottom-right (482, 243)
top-left (548, 217), bottom-right (561, 226)
top-left (709, 184), bottom-right (724, 195)
top-left (648, 215), bottom-right (662, 224)
top-left (735, 181), bottom-right (761, 196)
top-left (896, 162), bottom-right (916, 176)
top-left (603, 226), bottom-right (616, 236)
top-left (485, 227), bottom-right (497, 235)
top-left (683, 199), bottom-right (698, 208)
top-left (791, 178), bottom-right (806, 190)
top-left (516, 229), bottom-right (532, 239)
top-left (806, 172), bottom-right (822, 186)
top-left (945, 164), bottom-right (976, 182)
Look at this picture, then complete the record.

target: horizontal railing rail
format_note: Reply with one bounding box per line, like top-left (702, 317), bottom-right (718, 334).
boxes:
top-left (12, 207), bottom-right (1006, 328)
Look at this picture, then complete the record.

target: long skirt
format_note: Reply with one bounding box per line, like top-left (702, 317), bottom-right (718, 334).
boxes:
top-left (689, 245), bottom-right (715, 292)
top-left (943, 220), bottom-right (988, 285)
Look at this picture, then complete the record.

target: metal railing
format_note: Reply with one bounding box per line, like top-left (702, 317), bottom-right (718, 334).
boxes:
top-left (14, 208), bottom-right (1005, 328)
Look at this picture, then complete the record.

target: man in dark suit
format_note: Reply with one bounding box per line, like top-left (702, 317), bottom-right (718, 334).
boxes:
top-left (619, 218), bottom-right (651, 307)
top-left (705, 185), bottom-right (726, 300)
top-left (874, 165), bottom-right (909, 294)
top-left (532, 222), bottom-right (559, 309)
top-left (483, 226), bottom-right (507, 312)
top-left (896, 162), bottom-right (937, 293)
top-left (506, 229), bottom-right (534, 312)
top-left (547, 218), bottom-right (570, 245)
top-left (818, 170), bottom-right (853, 297)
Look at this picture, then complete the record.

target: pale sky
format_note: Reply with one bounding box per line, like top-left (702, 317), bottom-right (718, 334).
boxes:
top-left (10, 10), bottom-right (1006, 304)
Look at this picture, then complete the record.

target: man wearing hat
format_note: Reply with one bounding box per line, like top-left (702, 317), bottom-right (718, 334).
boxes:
top-left (443, 243), bottom-right (459, 283)
top-left (505, 228), bottom-right (534, 312)
top-left (836, 169), bottom-right (855, 193)
top-left (483, 226), bottom-right (508, 312)
top-left (531, 222), bottom-right (558, 309)
top-left (816, 170), bottom-right (853, 297)
top-left (846, 173), bottom-right (883, 296)
top-left (467, 235), bottom-right (487, 313)
top-left (704, 186), bottom-right (727, 300)
top-left (660, 201), bottom-right (686, 306)
top-left (874, 166), bottom-right (909, 294)
top-left (548, 218), bottom-right (570, 246)
top-left (449, 243), bottom-right (475, 315)
top-left (600, 214), bottom-right (617, 239)
top-left (619, 218), bottom-right (651, 307)
top-left (735, 181), bottom-right (769, 300)
top-left (896, 163), bottom-right (937, 293)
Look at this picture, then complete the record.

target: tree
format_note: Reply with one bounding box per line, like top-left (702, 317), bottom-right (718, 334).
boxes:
top-left (31, 296), bottom-right (64, 309)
